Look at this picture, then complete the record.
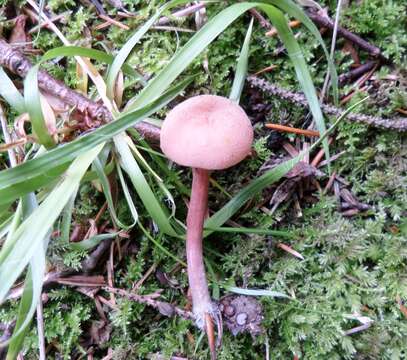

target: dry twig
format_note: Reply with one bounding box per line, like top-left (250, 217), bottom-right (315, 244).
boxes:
top-left (156, 2), bottom-right (206, 25)
top-left (248, 76), bottom-right (407, 131)
top-left (306, 10), bottom-right (387, 62)
top-left (339, 61), bottom-right (378, 85)
top-left (0, 39), bottom-right (161, 141)
top-left (104, 287), bottom-right (194, 321)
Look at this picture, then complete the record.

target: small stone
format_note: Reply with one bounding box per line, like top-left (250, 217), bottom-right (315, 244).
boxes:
top-left (219, 295), bottom-right (264, 337)
top-left (157, 302), bottom-right (175, 317)
top-left (225, 305), bottom-right (235, 317)
top-left (236, 312), bottom-right (248, 326)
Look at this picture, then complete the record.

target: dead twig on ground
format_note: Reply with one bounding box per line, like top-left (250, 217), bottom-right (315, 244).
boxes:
top-left (104, 287), bottom-right (194, 321)
top-left (0, 39), bottom-right (161, 141)
top-left (156, 2), bottom-right (206, 26)
top-left (248, 76), bottom-right (407, 131)
top-left (306, 10), bottom-right (388, 62)
top-left (0, 320), bottom-right (16, 356)
top-left (339, 61), bottom-right (378, 85)
top-left (249, 9), bottom-right (272, 29)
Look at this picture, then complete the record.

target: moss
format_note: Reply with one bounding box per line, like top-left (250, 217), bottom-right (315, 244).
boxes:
top-left (1, 0), bottom-right (406, 359)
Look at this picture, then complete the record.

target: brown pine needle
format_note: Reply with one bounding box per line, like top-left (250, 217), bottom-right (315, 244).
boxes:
top-left (254, 64), bottom-right (278, 76)
top-left (266, 20), bottom-right (301, 37)
top-left (396, 108), bottom-right (407, 116)
top-left (206, 313), bottom-right (217, 360)
top-left (277, 243), bottom-right (304, 260)
top-left (98, 14), bottom-right (130, 30)
top-left (265, 123), bottom-right (320, 137)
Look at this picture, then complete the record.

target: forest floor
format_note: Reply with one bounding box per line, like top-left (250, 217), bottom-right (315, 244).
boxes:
top-left (0, 0), bottom-right (406, 359)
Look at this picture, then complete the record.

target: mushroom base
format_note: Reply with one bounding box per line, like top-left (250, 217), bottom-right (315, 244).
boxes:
top-left (193, 301), bottom-right (221, 329)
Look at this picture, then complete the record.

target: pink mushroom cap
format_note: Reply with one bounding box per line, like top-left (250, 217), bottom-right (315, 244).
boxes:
top-left (160, 95), bottom-right (254, 170)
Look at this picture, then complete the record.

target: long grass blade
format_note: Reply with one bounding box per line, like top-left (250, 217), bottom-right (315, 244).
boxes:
top-left (69, 232), bottom-right (119, 251)
top-left (106, 0), bottom-right (191, 99)
top-left (114, 134), bottom-right (177, 236)
top-left (229, 18), bottom-right (254, 102)
top-left (204, 226), bottom-right (294, 238)
top-left (0, 144), bottom-right (103, 309)
top-left (0, 77), bottom-right (193, 205)
top-left (0, 68), bottom-right (26, 113)
top-left (93, 156), bottom-right (136, 229)
top-left (24, 65), bottom-right (56, 149)
top-left (263, 0), bottom-right (338, 103)
top-left (205, 96), bottom-right (367, 234)
top-left (127, 2), bottom-right (256, 110)
top-left (42, 46), bottom-right (143, 79)
top-left (258, 3), bottom-right (330, 168)
top-left (116, 164), bottom-right (139, 224)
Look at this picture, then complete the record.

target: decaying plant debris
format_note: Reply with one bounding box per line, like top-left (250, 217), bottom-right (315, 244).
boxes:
top-left (0, 0), bottom-right (406, 359)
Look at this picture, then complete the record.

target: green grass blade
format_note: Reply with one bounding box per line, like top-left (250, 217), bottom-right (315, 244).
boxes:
top-left (6, 268), bottom-right (35, 359)
top-left (106, 0), bottom-right (190, 99)
top-left (0, 68), bottom-right (26, 113)
top-left (42, 46), bottom-right (143, 80)
top-left (125, 136), bottom-right (177, 218)
top-left (204, 156), bottom-right (300, 234)
top-left (60, 192), bottom-right (76, 243)
top-left (258, 3), bottom-right (330, 168)
top-left (0, 217), bottom-right (12, 240)
top-left (114, 134), bottom-right (177, 236)
top-left (69, 232), bottom-right (119, 251)
top-left (116, 164), bottom-right (139, 224)
top-left (229, 18), bottom-right (254, 102)
top-left (0, 144), bottom-right (103, 306)
top-left (24, 65), bottom-right (56, 149)
top-left (6, 236), bottom-right (49, 358)
top-left (204, 226), bottom-right (294, 238)
top-left (4, 194), bottom-right (47, 355)
top-left (93, 156), bottom-right (136, 229)
top-left (127, 2), bottom-right (256, 111)
top-left (0, 77), bottom-right (193, 205)
top-left (263, 0), bottom-right (338, 103)
top-left (82, 159), bottom-right (115, 183)
top-left (205, 96), bottom-right (367, 234)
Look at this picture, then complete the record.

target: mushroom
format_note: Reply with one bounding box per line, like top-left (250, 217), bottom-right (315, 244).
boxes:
top-left (160, 95), bottom-right (253, 356)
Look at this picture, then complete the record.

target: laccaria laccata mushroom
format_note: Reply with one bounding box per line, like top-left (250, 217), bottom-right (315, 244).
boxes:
top-left (160, 95), bottom-right (253, 356)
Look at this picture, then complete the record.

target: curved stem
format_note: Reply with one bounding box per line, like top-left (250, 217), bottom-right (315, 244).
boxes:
top-left (187, 168), bottom-right (219, 359)
top-left (187, 168), bottom-right (212, 321)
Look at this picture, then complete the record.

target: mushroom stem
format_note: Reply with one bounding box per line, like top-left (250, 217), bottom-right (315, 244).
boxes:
top-left (187, 168), bottom-right (212, 321)
top-left (187, 168), bottom-right (218, 358)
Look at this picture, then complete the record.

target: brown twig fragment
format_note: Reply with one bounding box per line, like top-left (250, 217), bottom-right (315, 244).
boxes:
top-left (339, 61), bottom-right (378, 85)
top-left (277, 243), bottom-right (304, 260)
top-left (265, 123), bottom-right (320, 137)
top-left (0, 321), bottom-right (16, 357)
top-left (306, 11), bottom-right (388, 62)
top-left (0, 39), bottom-right (110, 124)
top-left (266, 20), bottom-right (301, 37)
top-left (156, 2), bottom-right (206, 25)
top-left (249, 8), bottom-right (272, 29)
top-left (248, 76), bottom-right (407, 131)
top-left (98, 14), bottom-right (130, 30)
top-left (396, 108), bottom-right (407, 116)
top-left (104, 287), bottom-right (194, 321)
top-left (0, 39), bottom-right (161, 141)
top-left (253, 64), bottom-right (278, 76)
